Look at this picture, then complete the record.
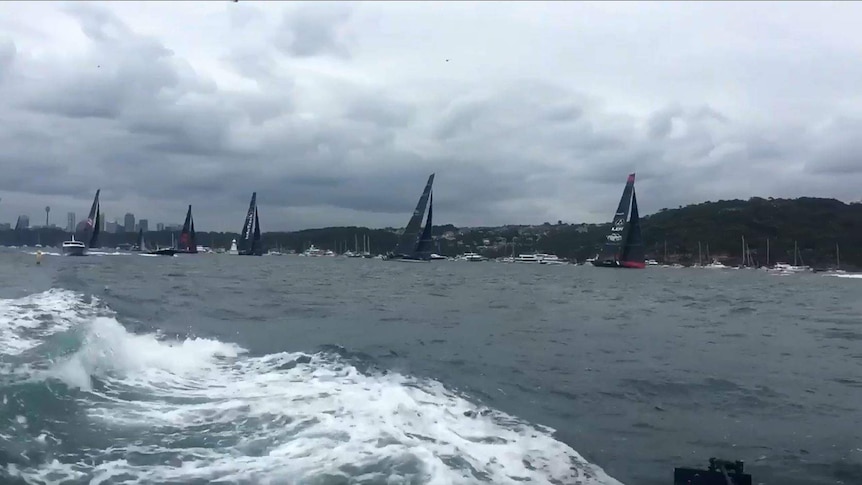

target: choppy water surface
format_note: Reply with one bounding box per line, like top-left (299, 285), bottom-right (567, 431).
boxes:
top-left (1, 249), bottom-right (860, 484)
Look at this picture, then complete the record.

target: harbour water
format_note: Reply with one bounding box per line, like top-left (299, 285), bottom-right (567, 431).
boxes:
top-left (1, 249), bottom-right (860, 484)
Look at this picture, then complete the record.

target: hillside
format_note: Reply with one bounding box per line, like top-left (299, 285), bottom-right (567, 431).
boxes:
top-left (533, 197), bottom-right (861, 268)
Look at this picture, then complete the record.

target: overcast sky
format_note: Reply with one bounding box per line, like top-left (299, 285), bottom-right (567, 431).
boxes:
top-left (1, 1), bottom-right (861, 231)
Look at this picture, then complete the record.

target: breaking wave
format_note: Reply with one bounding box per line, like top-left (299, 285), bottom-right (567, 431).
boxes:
top-left (1, 290), bottom-right (621, 485)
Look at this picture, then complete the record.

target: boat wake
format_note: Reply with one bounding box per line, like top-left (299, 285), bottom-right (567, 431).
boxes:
top-left (22, 251), bottom-right (62, 257)
top-left (21, 250), bottom-right (130, 257)
top-left (0, 290), bottom-right (621, 485)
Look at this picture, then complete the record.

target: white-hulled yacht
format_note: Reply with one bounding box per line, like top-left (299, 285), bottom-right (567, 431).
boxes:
top-left (62, 235), bottom-right (87, 256)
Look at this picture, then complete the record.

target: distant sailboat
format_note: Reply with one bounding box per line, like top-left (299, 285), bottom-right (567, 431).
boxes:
top-left (177, 205), bottom-right (198, 254)
top-left (591, 173), bottom-right (645, 268)
top-left (386, 173), bottom-right (435, 262)
top-left (63, 189), bottom-right (101, 256)
top-left (237, 192), bottom-right (263, 256)
top-left (146, 232), bottom-right (178, 256)
top-left (133, 228), bottom-right (174, 256)
top-left (132, 228), bottom-right (145, 252)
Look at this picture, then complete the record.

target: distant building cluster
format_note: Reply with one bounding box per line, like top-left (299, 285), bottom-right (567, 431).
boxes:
top-left (3, 208), bottom-right (175, 234)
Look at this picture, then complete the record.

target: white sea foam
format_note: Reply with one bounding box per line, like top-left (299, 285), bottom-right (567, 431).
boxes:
top-left (11, 292), bottom-right (623, 485)
top-left (0, 289), bottom-right (103, 356)
top-left (85, 251), bottom-right (133, 257)
top-left (23, 250), bottom-right (62, 256)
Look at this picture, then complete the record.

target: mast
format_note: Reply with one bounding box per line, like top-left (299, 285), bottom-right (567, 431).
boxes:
top-left (766, 238), bottom-right (770, 267)
top-left (794, 241), bottom-right (798, 266)
top-left (741, 235), bottom-right (746, 267)
top-left (664, 239), bottom-right (668, 264)
top-left (837, 243), bottom-right (840, 270)
top-left (252, 207), bottom-right (262, 255)
top-left (698, 241), bottom-right (702, 267)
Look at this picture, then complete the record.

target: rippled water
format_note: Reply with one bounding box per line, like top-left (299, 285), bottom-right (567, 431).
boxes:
top-left (1, 249), bottom-right (860, 484)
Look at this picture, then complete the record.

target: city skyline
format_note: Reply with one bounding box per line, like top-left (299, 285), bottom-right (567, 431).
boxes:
top-left (2, 3), bottom-right (862, 231)
top-left (1, 205), bottom-right (179, 234)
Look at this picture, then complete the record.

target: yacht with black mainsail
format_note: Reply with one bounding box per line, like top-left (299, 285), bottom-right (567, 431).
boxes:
top-left (176, 205), bottom-right (197, 254)
top-left (591, 173), bottom-right (645, 268)
top-left (385, 173), bottom-right (435, 262)
top-left (237, 192), bottom-right (263, 256)
top-left (62, 189), bottom-right (101, 256)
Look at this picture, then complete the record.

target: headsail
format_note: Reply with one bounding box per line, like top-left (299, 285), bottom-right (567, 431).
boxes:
top-left (239, 192), bottom-right (257, 254)
top-left (415, 192), bottom-right (434, 258)
top-left (251, 207), bottom-right (262, 256)
top-left (620, 188), bottom-right (645, 268)
top-left (90, 210), bottom-right (101, 248)
top-left (393, 174), bottom-right (435, 257)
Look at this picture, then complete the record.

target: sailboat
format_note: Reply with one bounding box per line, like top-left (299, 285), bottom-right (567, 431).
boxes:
top-left (133, 227), bottom-right (175, 256)
top-left (177, 205), bottom-right (198, 254)
top-left (591, 173), bottom-right (645, 268)
top-left (132, 228), bottom-right (145, 252)
top-left (386, 173), bottom-right (435, 262)
top-left (237, 192), bottom-right (263, 256)
top-left (63, 189), bottom-right (101, 256)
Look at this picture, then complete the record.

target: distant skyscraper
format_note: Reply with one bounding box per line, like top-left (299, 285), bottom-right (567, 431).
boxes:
top-left (67, 212), bottom-right (76, 232)
top-left (124, 213), bottom-right (135, 233)
top-left (100, 215), bottom-right (106, 232)
top-left (105, 221), bottom-right (119, 233)
top-left (138, 219), bottom-right (149, 232)
top-left (156, 223), bottom-right (165, 231)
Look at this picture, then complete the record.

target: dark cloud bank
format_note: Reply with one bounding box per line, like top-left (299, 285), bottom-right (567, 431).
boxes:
top-left (1, 2), bottom-right (861, 231)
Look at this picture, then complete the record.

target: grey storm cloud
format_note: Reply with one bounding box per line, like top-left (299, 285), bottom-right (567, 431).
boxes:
top-left (1, 1), bottom-right (862, 231)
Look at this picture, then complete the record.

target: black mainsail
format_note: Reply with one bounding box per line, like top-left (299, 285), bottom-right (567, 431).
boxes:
top-left (178, 205), bottom-right (197, 253)
top-left (90, 211), bottom-right (101, 249)
top-left (74, 189), bottom-right (101, 249)
top-left (591, 173), bottom-right (645, 268)
top-left (238, 192), bottom-right (262, 256)
top-left (388, 173), bottom-right (435, 261)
